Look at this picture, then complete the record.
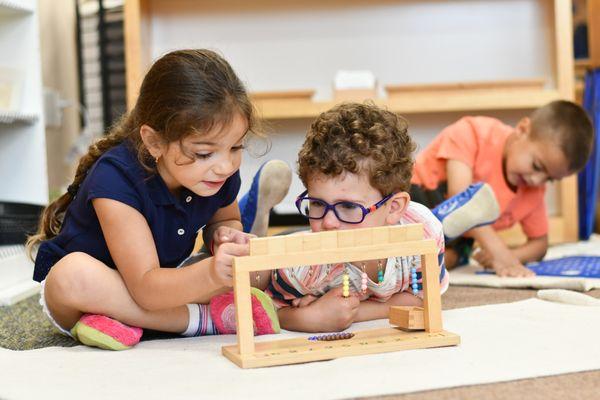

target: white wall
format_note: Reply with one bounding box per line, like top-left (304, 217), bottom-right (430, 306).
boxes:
top-left (145, 0), bottom-right (559, 215)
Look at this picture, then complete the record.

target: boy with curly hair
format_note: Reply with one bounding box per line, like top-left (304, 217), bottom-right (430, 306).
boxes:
top-left (265, 103), bottom-right (480, 333)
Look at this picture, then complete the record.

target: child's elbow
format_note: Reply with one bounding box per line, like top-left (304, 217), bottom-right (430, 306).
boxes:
top-left (131, 292), bottom-right (158, 311)
top-left (129, 286), bottom-right (163, 311)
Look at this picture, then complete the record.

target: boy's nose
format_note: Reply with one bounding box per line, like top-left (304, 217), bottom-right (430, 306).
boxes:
top-left (321, 209), bottom-right (340, 231)
top-left (530, 173), bottom-right (547, 186)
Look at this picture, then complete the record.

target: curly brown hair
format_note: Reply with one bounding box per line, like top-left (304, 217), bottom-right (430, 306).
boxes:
top-left (298, 102), bottom-right (416, 195)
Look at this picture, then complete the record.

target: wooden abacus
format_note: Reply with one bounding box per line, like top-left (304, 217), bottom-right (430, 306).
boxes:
top-left (222, 224), bottom-right (460, 368)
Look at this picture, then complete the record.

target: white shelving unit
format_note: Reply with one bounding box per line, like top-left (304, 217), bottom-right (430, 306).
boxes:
top-left (0, 0), bottom-right (47, 204)
top-left (0, 0), bottom-right (46, 305)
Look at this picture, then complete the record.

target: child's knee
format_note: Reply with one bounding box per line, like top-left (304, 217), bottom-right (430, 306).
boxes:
top-left (46, 252), bottom-right (98, 305)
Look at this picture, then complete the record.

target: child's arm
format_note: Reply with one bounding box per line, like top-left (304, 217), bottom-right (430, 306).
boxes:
top-left (469, 225), bottom-right (534, 277)
top-left (355, 292), bottom-right (423, 322)
top-left (511, 235), bottom-right (548, 263)
top-left (94, 198), bottom-right (247, 310)
top-left (474, 235), bottom-right (547, 268)
top-left (277, 287), bottom-right (360, 332)
top-left (202, 200), bottom-right (271, 288)
top-left (446, 160), bottom-right (534, 277)
top-left (202, 200), bottom-right (245, 248)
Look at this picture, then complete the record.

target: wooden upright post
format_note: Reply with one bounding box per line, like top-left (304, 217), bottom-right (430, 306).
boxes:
top-left (233, 263), bottom-right (254, 355)
top-left (420, 252), bottom-right (443, 333)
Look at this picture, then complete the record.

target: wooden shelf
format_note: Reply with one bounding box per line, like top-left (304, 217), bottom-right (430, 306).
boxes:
top-left (0, 110), bottom-right (38, 125)
top-left (254, 88), bottom-right (562, 120)
top-left (0, 0), bottom-right (33, 15)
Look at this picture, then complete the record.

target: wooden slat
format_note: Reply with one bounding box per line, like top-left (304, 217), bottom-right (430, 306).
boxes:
top-left (389, 306), bottom-right (425, 330)
top-left (559, 176), bottom-right (579, 242)
top-left (124, 0), bottom-right (151, 110)
top-left (233, 262), bottom-right (254, 355)
top-left (385, 78), bottom-right (546, 93)
top-left (589, 0), bottom-right (600, 67)
top-left (421, 252), bottom-right (443, 333)
top-left (253, 89), bottom-right (562, 120)
top-left (251, 89), bottom-right (315, 100)
top-left (554, 0), bottom-right (575, 100)
top-left (234, 240), bottom-right (437, 272)
top-left (222, 328), bottom-right (460, 368)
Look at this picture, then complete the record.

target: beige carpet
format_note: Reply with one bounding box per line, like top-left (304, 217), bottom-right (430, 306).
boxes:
top-left (1, 292), bottom-right (600, 400)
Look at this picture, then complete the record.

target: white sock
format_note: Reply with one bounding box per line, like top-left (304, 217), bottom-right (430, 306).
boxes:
top-left (181, 304), bottom-right (217, 336)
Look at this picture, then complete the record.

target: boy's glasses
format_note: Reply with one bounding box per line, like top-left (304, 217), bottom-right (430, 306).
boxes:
top-left (295, 190), bottom-right (395, 224)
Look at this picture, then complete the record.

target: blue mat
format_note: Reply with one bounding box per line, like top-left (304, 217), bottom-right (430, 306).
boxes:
top-left (476, 256), bottom-right (600, 278)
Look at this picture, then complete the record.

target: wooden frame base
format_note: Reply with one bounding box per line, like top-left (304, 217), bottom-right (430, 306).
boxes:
top-left (223, 327), bottom-right (460, 369)
top-left (223, 224), bottom-right (459, 369)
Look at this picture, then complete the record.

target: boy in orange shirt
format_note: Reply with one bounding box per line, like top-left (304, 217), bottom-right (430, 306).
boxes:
top-left (411, 100), bottom-right (594, 277)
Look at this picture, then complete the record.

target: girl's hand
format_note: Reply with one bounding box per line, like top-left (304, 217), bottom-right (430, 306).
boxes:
top-left (210, 241), bottom-right (250, 287)
top-left (308, 287), bottom-right (360, 332)
top-left (212, 226), bottom-right (255, 251)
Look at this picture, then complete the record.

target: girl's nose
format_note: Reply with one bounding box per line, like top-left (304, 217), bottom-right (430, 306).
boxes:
top-left (213, 156), bottom-right (235, 176)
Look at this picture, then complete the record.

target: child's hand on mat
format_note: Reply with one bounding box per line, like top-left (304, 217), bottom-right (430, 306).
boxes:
top-left (210, 241), bottom-right (250, 287)
top-left (213, 226), bottom-right (255, 247)
top-left (310, 287), bottom-right (359, 331)
top-left (488, 253), bottom-right (535, 278)
top-left (493, 261), bottom-right (535, 278)
top-left (472, 247), bottom-right (493, 268)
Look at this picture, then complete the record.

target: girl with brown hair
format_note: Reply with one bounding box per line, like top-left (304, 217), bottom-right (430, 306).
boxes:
top-left (27, 49), bottom-right (279, 350)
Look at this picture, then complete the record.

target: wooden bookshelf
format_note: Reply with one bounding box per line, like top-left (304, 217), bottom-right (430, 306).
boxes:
top-left (253, 87), bottom-right (562, 120)
top-left (124, 0), bottom-right (580, 243)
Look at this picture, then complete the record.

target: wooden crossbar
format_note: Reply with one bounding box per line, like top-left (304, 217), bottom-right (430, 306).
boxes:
top-left (225, 224), bottom-right (456, 368)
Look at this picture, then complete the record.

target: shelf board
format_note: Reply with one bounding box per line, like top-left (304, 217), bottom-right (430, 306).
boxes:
top-left (0, 0), bottom-right (34, 15)
top-left (0, 111), bottom-right (39, 125)
top-left (255, 88), bottom-right (562, 120)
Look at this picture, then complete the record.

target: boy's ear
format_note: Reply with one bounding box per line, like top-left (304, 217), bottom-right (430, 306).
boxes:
top-left (386, 192), bottom-right (410, 225)
top-left (516, 117), bottom-right (531, 137)
top-left (139, 124), bottom-right (164, 159)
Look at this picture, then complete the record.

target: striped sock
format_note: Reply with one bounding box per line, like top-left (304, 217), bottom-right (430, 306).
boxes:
top-left (181, 304), bottom-right (218, 336)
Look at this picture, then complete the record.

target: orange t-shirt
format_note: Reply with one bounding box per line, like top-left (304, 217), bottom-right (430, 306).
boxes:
top-left (412, 116), bottom-right (548, 239)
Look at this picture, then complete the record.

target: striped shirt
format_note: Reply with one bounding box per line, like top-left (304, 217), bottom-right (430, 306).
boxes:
top-left (266, 201), bottom-right (449, 308)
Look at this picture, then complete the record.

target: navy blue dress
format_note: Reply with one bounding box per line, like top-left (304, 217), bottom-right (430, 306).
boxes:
top-left (33, 141), bottom-right (240, 282)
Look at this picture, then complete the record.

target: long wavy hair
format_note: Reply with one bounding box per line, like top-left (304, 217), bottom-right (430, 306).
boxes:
top-left (27, 49), bottom-right (261, 258)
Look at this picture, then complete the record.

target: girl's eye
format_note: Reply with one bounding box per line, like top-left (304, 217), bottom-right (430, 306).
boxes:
top-left (195, 153), bottom-right (212, 160)
top-left (232, 145), bottom-right (245, 152)
top-left (533, 163), bottom-right (542, 172)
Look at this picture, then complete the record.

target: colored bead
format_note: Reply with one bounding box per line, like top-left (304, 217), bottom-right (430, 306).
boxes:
top-left (309, 332), bottom-right (355, 341)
